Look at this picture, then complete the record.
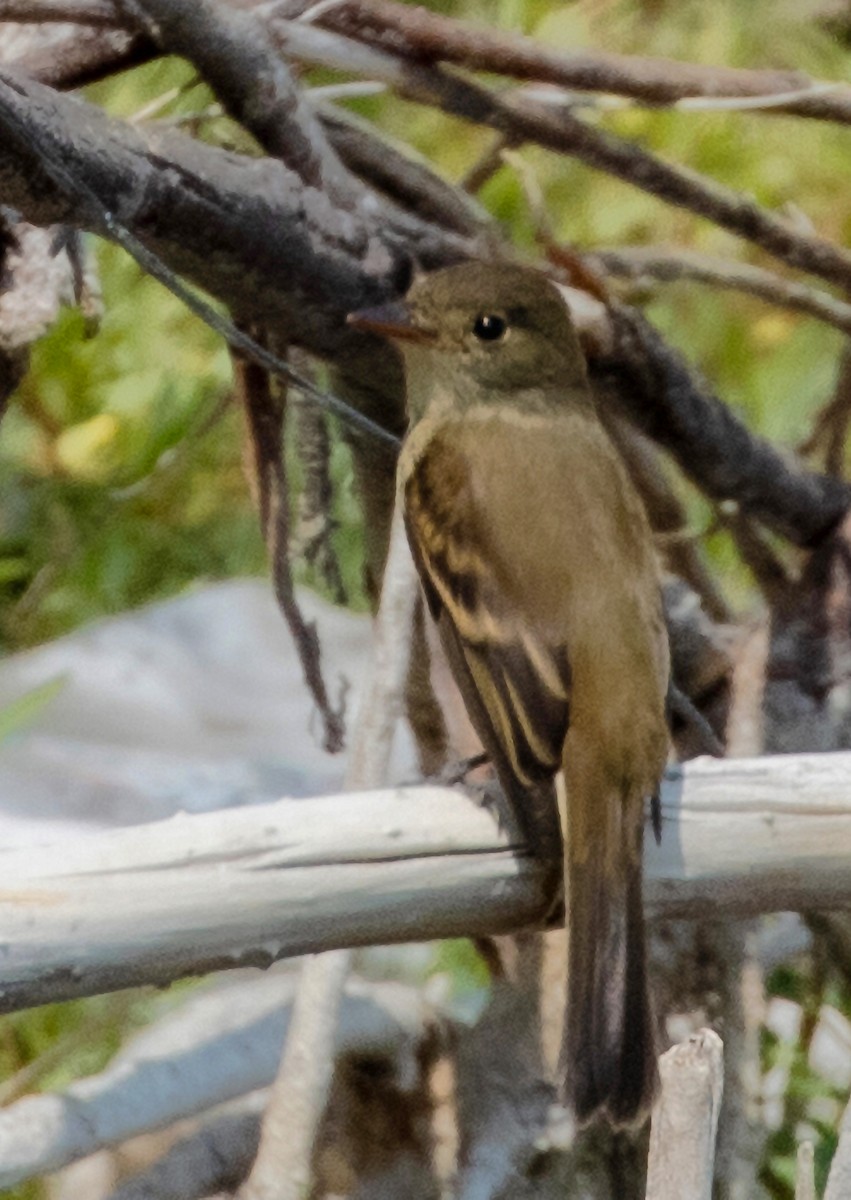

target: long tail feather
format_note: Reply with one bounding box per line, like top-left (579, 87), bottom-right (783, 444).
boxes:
top-left (560, 742), bottom-right (658, 1126)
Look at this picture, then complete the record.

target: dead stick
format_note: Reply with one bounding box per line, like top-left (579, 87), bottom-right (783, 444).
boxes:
top-left (645, 1029), bottom-right (724, 1200)
top-left (796, 1141), bottom-right (816, 1200)
top-left (825, 1095), bottom-right (851, 1200)
top-left (238, 503), bottom-right (419, 1200)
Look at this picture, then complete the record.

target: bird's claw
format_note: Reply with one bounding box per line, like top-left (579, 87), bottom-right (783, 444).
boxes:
top-left (436, 751), bottom-right (490, 787)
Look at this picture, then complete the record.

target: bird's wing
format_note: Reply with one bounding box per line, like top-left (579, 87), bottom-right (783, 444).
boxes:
top-left (403, 426), bottom-right (571, 846)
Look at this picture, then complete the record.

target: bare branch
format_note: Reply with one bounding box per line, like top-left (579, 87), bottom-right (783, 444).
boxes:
top-left (3, 19), bottom-right (144, 88)
top-left (489, 91), bottom-right (851, 292)
top-left (342, 505), bottom-right (420, 789)
top-left (273, 15), bottom-right (851, 292)
top-left (318, 0), bottom-right (851, 126)
top-left (0, 971), bottom-right (436, 1190)
top-left (593, 303), bottom-right (851, 547)
top-left (0, 65), bottom-right (468, 341)
top-left (11, 4), bottom-right (851, 293)
top-left (0, 753), bottom-right (851, 1011)
top-left (716, 507), bottom-right (793, 607)
top-left (0, 0), bottom-right (117, 20)
top-left (645, 1030), bottom-right (724, 1200)
top-left (132, 0), bottom-right (356, 204)
top-left (319, 103), bottom-right (490, 239)
top-left (241, 954), bottom-right (352, 1200)
top-left (8, 0), bottom-right (851, 130)
top-left (591, 246), bottom-right (851, 338)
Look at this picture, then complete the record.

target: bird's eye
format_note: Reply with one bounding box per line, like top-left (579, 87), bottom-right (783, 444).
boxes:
top-left (472, 313), bottom-right (508, 342)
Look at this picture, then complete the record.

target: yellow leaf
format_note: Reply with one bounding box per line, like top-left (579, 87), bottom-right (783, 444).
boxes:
top-left (54, 413), bottom-right (122, 482)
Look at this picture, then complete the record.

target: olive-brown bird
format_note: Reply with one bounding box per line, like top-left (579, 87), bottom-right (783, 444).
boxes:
top-left (349, 262), bottom-right (670, 1125)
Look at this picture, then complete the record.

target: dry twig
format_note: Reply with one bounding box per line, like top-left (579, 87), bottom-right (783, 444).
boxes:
top-left (796, 1140), bottom-right (816, 1200)
top-left (591, 246), bottom-right (851, 339)
top-left (237, 349), bottom-right (345, 753)
top-left (645, 1029), bottom-right (724, 1200)
top-left (239, 507), bottom-right (419, 1199)
top-left (799, 346), bottom-right (851, 476)
top-left (291, 383), bottom-right (346, 605)
top-left (8, 0), bottom-right (851, 129)
top-left (11, 2), bottom-right (851, 294)
top-left (318, 0), bottom-right (851, 126)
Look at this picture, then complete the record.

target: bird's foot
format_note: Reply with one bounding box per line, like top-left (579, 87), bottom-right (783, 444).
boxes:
top-left (437, 751), bottom-right (490, 787)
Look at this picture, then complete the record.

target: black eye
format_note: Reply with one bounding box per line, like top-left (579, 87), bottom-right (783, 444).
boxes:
top-left (472, 313), bottom-right (507, 342)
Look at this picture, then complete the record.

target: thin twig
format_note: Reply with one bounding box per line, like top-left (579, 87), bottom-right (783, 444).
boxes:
top-left (716, 506), bottom-right (794, 608)
top-left (238, 951), bottom-right (351, 1200)
top-left (521, 80), bottom-right (848, 116)
top-left (318, 102), bottom-right (489, 237)
top-left (458, 132), bottom-right (510, 194)
top-left (271, 16), bottom-right (851, 292)
top-left (317, 0), bottom-right (851, 127)
top-left (239, 505), bottom-right (420, 1200)
top-left (290, 376), bottom-right (346, 605)
top-left (799, 346), bottom-right (851, 476)
top-left (237, 346), bottom-right (345, 753)
top-left (8, 0), bottom-right (851, 131)
top-left (591, 247), bottom-right (851, 338)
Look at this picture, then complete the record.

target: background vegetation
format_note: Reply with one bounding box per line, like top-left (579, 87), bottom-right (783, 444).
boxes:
top-left (2, 0), bottom-right (851, 1194)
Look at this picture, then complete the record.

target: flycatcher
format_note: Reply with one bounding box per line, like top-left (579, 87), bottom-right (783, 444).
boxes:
top-left (349, 262), bottom-right (670, 1125)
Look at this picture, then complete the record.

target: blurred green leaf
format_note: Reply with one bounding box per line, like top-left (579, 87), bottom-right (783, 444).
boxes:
top-left (0, 676), bottom-right (67, 744)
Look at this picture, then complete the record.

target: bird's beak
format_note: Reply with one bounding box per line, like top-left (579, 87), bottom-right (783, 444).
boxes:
top-left (347, 300), bottom-right (437, 344)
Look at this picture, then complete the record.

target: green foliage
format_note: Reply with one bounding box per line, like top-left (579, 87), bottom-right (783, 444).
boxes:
top-left (432, 937), bottom-right (492, 995)
top-left (760, 962), bottom-right (851, 1197)
top-left (0, 242), bottom-right (265, 648)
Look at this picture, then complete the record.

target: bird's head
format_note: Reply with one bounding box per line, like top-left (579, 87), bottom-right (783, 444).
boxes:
top-left (348, 262), bottom-right (590, 420)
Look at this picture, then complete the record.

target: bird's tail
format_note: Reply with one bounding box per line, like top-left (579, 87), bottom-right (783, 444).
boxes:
top-left (559, 736), bottom-right (658, 1127)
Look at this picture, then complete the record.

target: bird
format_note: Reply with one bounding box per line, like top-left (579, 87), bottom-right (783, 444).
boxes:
top-left (348, 261), bottom-right (670, 1126)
